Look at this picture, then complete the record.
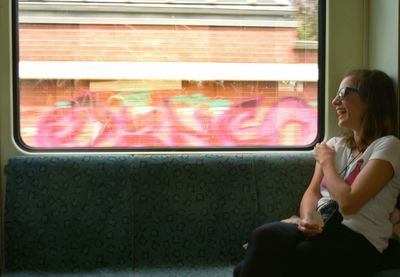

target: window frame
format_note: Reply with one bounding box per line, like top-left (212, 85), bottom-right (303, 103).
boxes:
top-left (12, 0), bottom-right (326, 152)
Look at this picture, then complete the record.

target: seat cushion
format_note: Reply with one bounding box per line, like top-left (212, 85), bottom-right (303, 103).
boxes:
top-left (2, 266), bottom-right (232, 277)
top-left (2, 270), bottom-right (134, 277)
top-left (133, 265), bottom-right (233, 277)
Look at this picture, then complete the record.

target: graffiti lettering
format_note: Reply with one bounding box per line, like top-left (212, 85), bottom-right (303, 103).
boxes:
top-left (33, 92), bottom-right (317, 147)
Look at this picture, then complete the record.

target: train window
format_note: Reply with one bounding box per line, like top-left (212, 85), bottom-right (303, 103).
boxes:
top-left (14, 0), bottom-right (324, 151)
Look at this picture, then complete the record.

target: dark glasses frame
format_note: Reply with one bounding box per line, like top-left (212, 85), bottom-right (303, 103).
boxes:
top-left (336, 87), bottom-right (365, 101)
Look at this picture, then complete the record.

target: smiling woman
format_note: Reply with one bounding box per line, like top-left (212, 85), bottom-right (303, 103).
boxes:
top-left (14, 0), bottom-right (323, 151)
top-left (234, 69), bottom-right (400, 277)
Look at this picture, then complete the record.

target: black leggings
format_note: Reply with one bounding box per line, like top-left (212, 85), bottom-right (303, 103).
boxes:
top-left (234, 221), bottom-right (383, 277)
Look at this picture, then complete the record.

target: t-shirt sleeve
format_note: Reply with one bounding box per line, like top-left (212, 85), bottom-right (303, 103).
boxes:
top-left (370, 136), bottom-right (400, 173)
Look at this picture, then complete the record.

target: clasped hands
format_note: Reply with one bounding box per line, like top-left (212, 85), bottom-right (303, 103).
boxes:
top-left (314, 142), bottom-right (336, 166)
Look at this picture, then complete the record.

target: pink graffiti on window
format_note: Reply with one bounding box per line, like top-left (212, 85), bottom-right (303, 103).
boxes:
top-left (33, 92), bottom-right (317, 148)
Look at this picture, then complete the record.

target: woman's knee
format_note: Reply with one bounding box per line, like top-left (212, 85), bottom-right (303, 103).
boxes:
top-left (250, 221), bottom-right (299, 246)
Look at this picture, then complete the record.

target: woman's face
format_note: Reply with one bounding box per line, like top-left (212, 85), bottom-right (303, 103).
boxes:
top-left (332, 76), bottom-right (367, 132)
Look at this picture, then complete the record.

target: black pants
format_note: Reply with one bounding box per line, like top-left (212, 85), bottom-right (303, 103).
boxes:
top-left (234, 221), bottom-right (383, 277)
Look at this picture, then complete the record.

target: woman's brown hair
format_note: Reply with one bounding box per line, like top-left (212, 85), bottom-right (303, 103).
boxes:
top-left (342, 69), bottom-right (397, 151)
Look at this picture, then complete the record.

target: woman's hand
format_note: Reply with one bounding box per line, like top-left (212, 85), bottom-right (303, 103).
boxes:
top-left (298, 218), bottom-right (323, 237)
top-left (314, 142), bottom-right (336, 167)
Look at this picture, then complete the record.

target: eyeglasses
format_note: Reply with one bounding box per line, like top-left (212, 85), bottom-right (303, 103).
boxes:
top-left (336, 87), bottom-right (364, 101)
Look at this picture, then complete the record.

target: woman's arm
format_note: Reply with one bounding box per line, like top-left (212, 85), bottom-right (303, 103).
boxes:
top-left (300, 162), bottom-right (323, 218)
top-left (315, 142), bottom-right (394, 215)
top-left (297, 161), bottom-right (324, 236)
top-left (322, 157), bottom-right (393, 215)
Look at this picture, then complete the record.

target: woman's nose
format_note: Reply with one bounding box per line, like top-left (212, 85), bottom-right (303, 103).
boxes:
top-left (332, 94), bottom-right (341, 106)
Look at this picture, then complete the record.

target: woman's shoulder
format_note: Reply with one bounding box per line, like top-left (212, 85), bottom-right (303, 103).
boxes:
top-left (370, 135), bottom-right (400, 148)
top-left (368, 136), bottom-right (400, 173)
top-left (366, 136), bottom-right (400, 163)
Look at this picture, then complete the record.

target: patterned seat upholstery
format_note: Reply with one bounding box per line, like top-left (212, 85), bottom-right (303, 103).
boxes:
top-left (4, 154), bottom-right (399, 276)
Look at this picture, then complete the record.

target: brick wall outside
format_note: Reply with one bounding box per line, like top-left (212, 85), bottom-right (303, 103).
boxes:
top-left (19, 24), bottom-right (317, 63)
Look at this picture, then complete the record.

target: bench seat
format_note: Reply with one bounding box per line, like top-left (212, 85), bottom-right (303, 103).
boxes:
top-left (3, 154), bottom-right (400, 276)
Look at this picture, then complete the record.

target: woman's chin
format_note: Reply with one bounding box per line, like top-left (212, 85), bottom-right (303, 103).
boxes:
top-left (337, 120), bottom-right (348, 128)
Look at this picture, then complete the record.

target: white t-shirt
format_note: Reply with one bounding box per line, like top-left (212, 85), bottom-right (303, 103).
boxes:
top-left (318, 135), bottom-right (400, 252)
